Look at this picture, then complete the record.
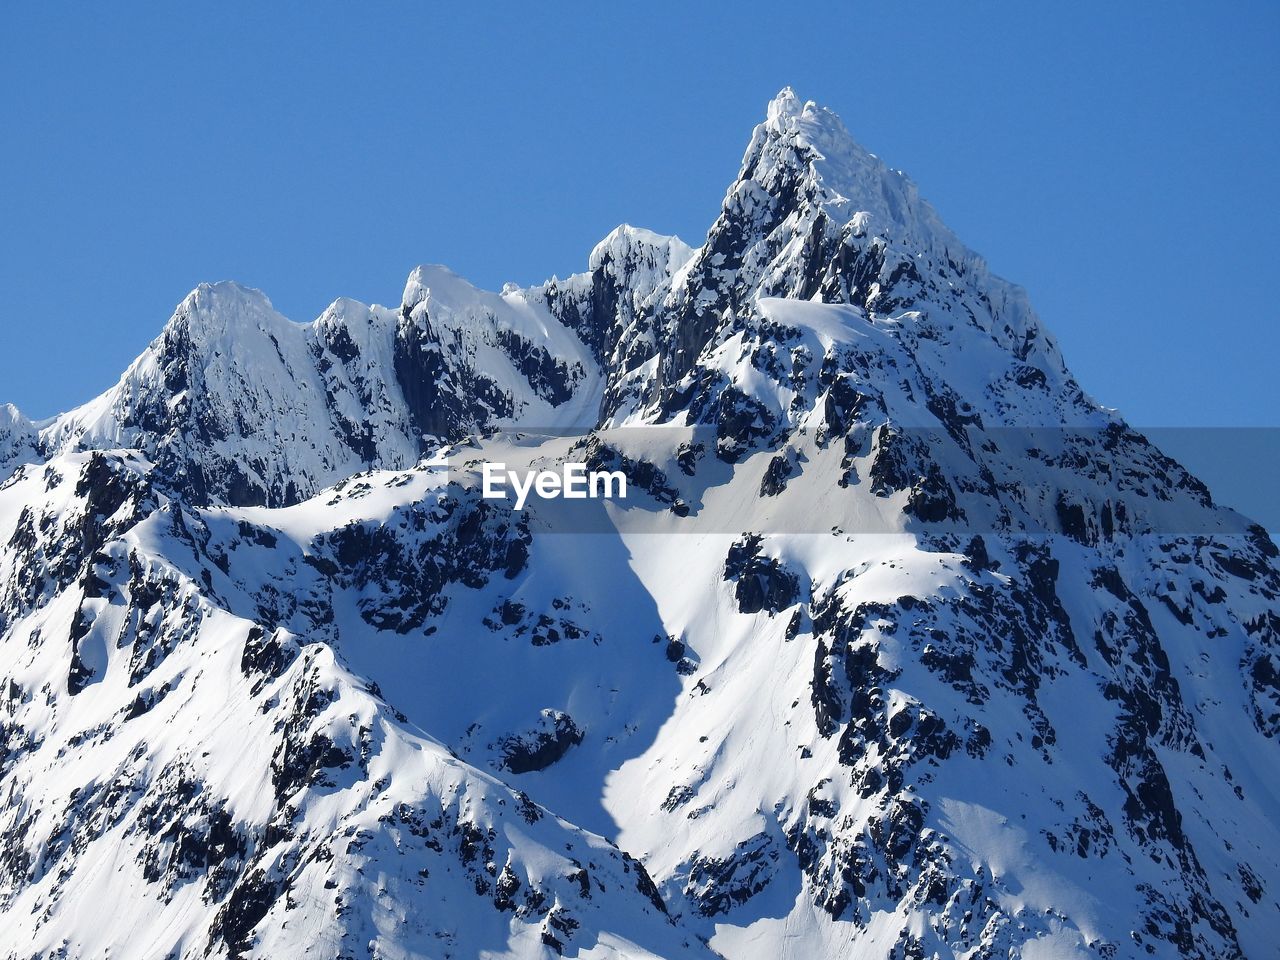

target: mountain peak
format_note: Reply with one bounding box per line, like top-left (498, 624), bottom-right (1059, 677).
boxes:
top-left (762, 85), bottom-right (841, 137)
top-left (161, 280), bottom-right (288, 351)
top-left (0, 402), bottom-right (39, 476)
top-left (765, 85), bottom-right (803, 121)
top-left (588, 224), bottom-right (695, 276)
top-left (0, 402), bottom-right (29, 426)
top-left (759, 87), bottom-right (866, 155)
top-left (745, 88), bottom-right (919, 238)
top-left (183, 279), bottom-right (276, 312)
top-left (401, 263), bottom-right (485, 318)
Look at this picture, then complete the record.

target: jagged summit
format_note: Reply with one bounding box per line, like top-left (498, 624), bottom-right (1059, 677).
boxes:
top-left (0, 91), bottom-right (1182, 509)
top-left (0, 402), bottom-right (32, 432)
top-left (753, 86), bottom-right (955, 243)
top-left (588, 224), bottom-right (695, 275)
top-left (727, 90), bottom-right (1058, 365)
top-left (764, 85), bottom-right (804, 118)
top-left (179, 278), bottom-right (282, 321)
top-left (135, 281), bottom-right (299, 367)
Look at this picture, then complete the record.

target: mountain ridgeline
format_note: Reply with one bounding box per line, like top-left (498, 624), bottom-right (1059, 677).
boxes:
top-left (0, 90), bottom-right (1277, 960)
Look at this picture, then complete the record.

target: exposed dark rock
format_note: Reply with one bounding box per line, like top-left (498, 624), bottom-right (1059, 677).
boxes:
top-left (724, 534), bottom-right (800, 615)
top-left (685, 832), bottom-right (780, 917)
top-left (496, 710), bottom-right (584, 774)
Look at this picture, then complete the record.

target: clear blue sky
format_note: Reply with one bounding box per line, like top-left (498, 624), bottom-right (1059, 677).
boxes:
top-left (2, 2), bottom-right (1277, 430)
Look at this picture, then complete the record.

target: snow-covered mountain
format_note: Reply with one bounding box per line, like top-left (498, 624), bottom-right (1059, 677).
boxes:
top-left (1, 89), bottom-right (1277, 960)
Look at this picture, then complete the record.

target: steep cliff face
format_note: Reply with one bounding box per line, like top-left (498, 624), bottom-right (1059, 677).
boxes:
top-left (1, 90), bottom-right (1277, 960)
